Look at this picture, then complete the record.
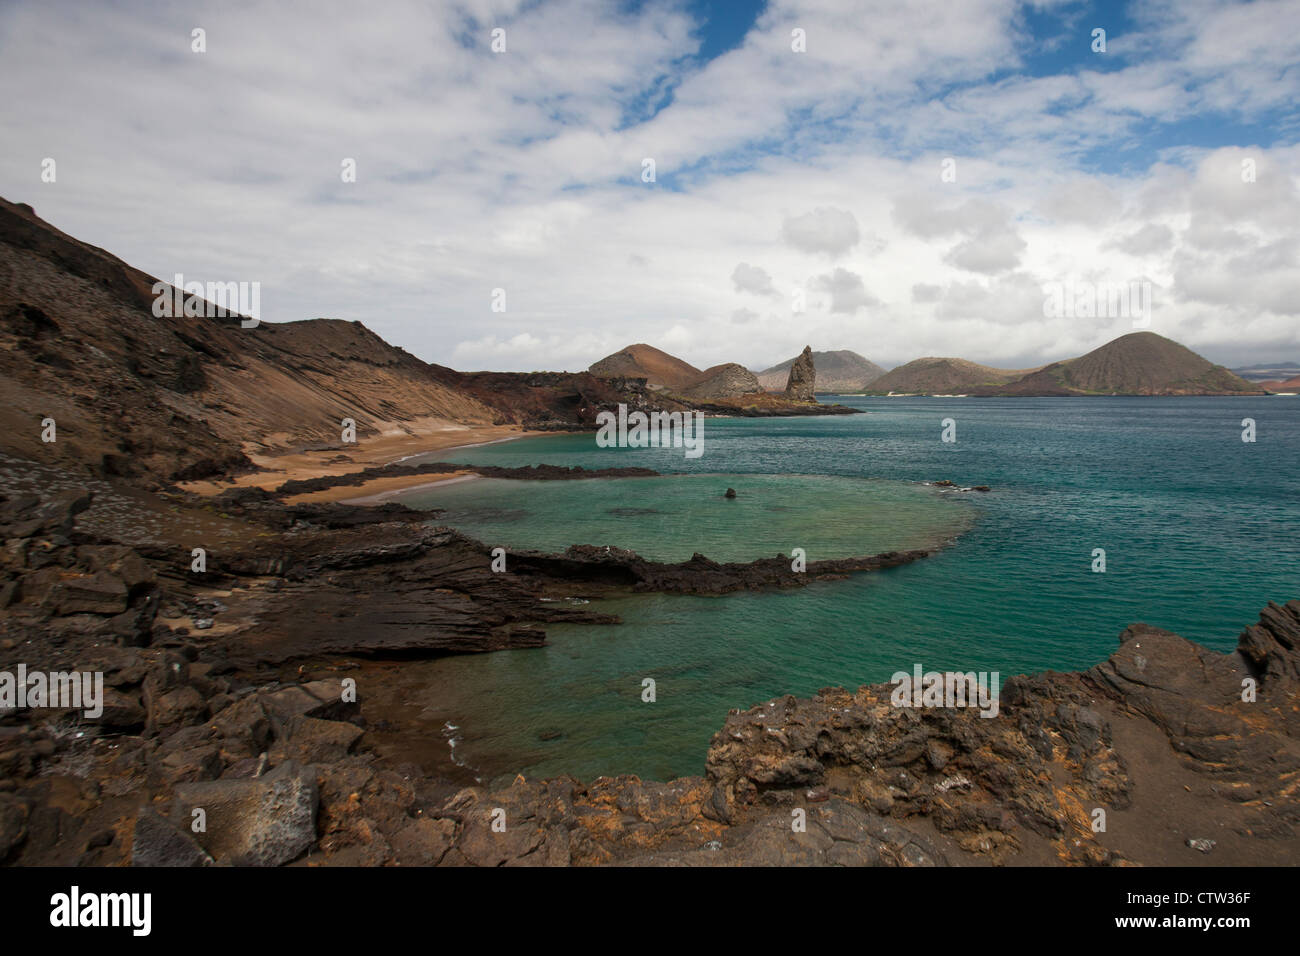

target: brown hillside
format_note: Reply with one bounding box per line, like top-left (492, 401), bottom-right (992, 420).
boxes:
top-left (989, 332), bottom-right (1263, 396)
top-left (1258, 376), bottom-right (1300, 392)
top-left (0, 199), bottom-right (686, 488)
top-left (589, 343), bottom-right (702, 389)
top-left (0, 198), bottom-right (508, 485)
top-left (864, 357), bottom-right (1036, 394)
top-left (756, 349), bottom-right (885, 392)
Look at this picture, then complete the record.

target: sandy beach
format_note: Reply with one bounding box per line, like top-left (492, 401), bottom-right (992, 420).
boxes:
top-left (178, 420), bottom-right (553, 502)
top-left (297, 471), bottom-right (482, 505)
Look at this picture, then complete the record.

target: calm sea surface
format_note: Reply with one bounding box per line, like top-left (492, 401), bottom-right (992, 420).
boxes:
top-left (387, 397), bottom-right (1300, 782)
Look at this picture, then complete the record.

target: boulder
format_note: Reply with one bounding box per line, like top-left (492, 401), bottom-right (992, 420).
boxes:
top-left (390, 817), bottom-right (457, 866)
top-left (95, 598), bottom-right (158, 646)
top-left (209, 696), bottom-right (271, 754)
top-left (268, 715), bottom-right (363, 765)
top-left (75, 546), bottom-right (156, 592)
top-left (43, 571), bottom-right (128, 616)
top-left (172, 760), bottom-right (318, 866)
top-left (35, 491), bottom-right (93, 535)
top-left (258, 679), bottom-right (357, 724)
top-left (92, 688), bottom-right (147, 730)
top-left (131, 807), bottom-right (213, 867)
top-left (155, 742), bottom-right (223, 785)
top-left (147, 686), bottom-right (207, 730)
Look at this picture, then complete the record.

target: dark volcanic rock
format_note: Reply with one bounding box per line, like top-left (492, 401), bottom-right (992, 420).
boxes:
top-left (390, 817), bottom-right (458, 866)
top-left (94, 688), bottom-right (147, 730)
top-left (0, 794), bottom-right (29, 863)
top-left (43, 571), bottom-right (128, 615)
top-left (220, 528), bottom-right (620, 665)
top-left (171, 760), bottom-right (318, 867)
top-left (625, 800), bottom-right (945, 867)
top-left (697, 600), bottom-right (1300, 866)
top-left (507, 544), bottom-right (933, 596)
top-left (2, 450), bottom-right (1297, 867)
top-left (268, 715), bottom-right (364, 765)
top-left (257, 680), bottom-right (359, 723)
top-left (1090, 616), bottom-right (1296, 772)
top-left (130, 807), bottom-right (213, 867)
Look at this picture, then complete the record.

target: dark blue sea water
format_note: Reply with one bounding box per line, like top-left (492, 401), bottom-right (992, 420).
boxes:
top-left (394, 397), bottom-right (1300, 782)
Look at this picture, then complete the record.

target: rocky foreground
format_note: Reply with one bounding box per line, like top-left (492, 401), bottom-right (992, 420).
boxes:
top-left (1, 451), bottom-right (1296, 866)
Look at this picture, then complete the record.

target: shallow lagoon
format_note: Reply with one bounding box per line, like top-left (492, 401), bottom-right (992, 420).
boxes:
top-left (387, 397), bottom-right (1300, 782)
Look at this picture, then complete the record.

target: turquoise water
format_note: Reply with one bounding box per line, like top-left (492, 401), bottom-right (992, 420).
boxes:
top-left (398, 397), bottom-right (1300, 783)
top-left (398, 473), bottom-right (974, 563)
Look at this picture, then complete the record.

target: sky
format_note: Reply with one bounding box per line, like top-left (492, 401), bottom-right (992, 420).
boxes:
top-left (1, 0), bottom-right (1298, 372)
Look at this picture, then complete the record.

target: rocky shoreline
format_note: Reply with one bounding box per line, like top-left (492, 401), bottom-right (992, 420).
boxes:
top-left (1, 454), bottom-right (1297, 867)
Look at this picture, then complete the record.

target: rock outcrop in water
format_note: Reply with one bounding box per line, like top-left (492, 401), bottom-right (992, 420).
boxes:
top-left (784, 346), bottom-right (816, 401)
top-left (507, 544), bottom-right (932, 595)
top-left (676, 363), bottom-right (765, 399)
top-left (757, 349), bottom-right (885, 393)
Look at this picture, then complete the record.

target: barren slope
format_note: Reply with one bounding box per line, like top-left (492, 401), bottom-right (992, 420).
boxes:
top-left (990, 332), bottom-right (1262, 396)
top-left (865, 357), bottom-right (1035, 394)
top-left (0, 198), bottom-right (503, 485)
top-left (589, 343), bottom-right (702, 389)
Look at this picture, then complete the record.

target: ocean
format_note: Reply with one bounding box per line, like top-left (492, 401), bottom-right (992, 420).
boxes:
top-left (387, 397), bottom-right (1300, 783)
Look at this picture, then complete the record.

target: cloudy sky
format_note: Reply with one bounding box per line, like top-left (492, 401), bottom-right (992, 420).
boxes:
top-left (2, 0), bottom-right (1298, 372)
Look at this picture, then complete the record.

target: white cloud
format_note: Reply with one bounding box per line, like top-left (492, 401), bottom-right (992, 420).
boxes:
top-left (811, 268), bottom-right (878, 313)
top-left (780, 207), bottom-right (861, 257)
top-left (0, 0), bottom-right (1296, 374)
top-left (1108, 223), bottom-right (1174, 256)
top-left (732, 262), bottom-right (779, 297)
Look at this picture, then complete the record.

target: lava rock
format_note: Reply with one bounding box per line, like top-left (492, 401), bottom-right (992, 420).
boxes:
top-left (0, 793), bottom-right (30, 862)
top-left (267, 715), bottom-right (363, 765)
top-left (172, 760), bottom-right (318, 866)
top-left (43, 571), bottom-right (128, 616)
top-left (130, 807), bottom-right (213, 867)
